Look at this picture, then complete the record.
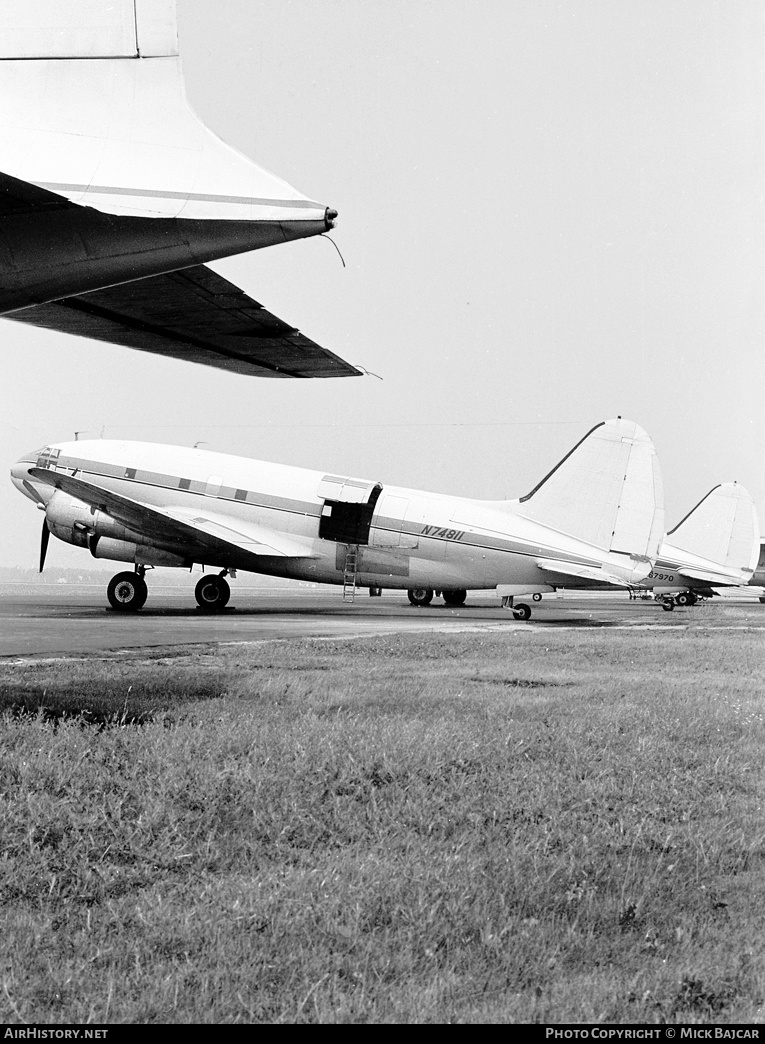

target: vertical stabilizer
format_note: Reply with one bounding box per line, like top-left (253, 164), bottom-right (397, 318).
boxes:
top-left (514, 418), bottom-right (665, 559)
top-left (0, 0), bottom-right (331, 225)
top-left (0, 0), bottom-right (177, 59)
top-left (665, 483), bottom-right (761, 579)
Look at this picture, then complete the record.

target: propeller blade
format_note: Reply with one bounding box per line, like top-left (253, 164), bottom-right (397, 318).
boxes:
top-left (39, 518), bottom-right (50, 573)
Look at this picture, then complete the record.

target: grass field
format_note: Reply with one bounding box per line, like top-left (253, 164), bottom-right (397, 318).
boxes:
top-left (0, 625), bottom-right (763, 1024)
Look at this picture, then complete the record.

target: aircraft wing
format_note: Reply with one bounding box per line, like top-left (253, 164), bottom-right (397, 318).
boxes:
top-left (536, 558), bottom-right (633, 588)
top-left (6, 261), bottom-right (361, 379)
top-left (29, 468), bottom-right (315, 563)
top-left (0, 170), bottom-right (74, 215)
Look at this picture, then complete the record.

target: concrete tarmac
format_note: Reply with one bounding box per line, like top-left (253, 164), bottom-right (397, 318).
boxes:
top-left (1, 583), bottom-right (763, 660)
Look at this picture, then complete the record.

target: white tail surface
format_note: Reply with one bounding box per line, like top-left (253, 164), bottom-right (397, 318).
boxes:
top-left (0, 0), bottom-right (326, 223)
top-left (666, 483), bottom-right (761, 578)
top-left (0, 0), bottom-right (177, 59)
top-left (514, 418), bottom-right (665, 558)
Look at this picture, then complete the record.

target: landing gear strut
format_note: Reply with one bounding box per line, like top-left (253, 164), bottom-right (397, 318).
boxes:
top-left (107, 570), bottom-right (148, 612)
top-left (195, 573), bottom-right (231, 611)
top-left (500, 595), bottom-right (532, 620)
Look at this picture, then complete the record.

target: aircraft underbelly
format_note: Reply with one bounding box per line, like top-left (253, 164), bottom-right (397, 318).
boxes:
top-left (0, 211), bottom-right (326, 314)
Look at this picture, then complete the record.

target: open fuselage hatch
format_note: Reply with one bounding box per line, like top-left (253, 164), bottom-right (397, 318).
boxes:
top-left (317, 476), bottom-right (383, 545)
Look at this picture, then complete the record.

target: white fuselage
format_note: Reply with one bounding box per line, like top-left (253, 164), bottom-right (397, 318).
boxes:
top-left (12, 440), bottom-right (646, 594)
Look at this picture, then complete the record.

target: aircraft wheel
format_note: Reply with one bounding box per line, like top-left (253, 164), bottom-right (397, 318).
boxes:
top-left (407, 587), bottom-right (434, 607)
top-left (532, 593), bottom-right (542, 602)
top-left (661, 598), bottom-right (674, 612)
top-left (512, 603), bottom-right (532, 620)
top-left (195, 575), bottom-right (231, 611)
top-left (442, 588), bottom-right (467, 606)
top-left (675, 592), bottom-right (692, 607)
top-left (107, 571), bottom-right (148, 612)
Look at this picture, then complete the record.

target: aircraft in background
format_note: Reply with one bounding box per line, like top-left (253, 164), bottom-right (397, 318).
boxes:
top-left (645, 483), bottom-right (760, 610)
top-left (0, 0), bottom-right (359, 379)
top-left (529, 482), bottom-right (760, 610)
top-left (749, 541), bottom-right (765, 603)
top-left (11, 418), bottom-right (664, 621)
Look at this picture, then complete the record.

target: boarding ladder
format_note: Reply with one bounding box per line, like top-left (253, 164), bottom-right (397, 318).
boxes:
top-left (343, 545), bottom-right (359, 602)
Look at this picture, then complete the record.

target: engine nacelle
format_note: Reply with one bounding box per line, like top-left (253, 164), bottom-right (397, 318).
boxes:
top-left (90, 536), bottom-right (188, 567)
top-left (44, 491), bottom-right (188, 567)
top-left (45, 490), bottom-right (130, 548)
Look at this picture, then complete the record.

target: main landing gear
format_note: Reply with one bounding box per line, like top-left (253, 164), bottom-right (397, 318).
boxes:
top-left (107, 569), bottom-right (148, 612)
top-left (660, 591), bottom-right (698, 611)
top-left (106, 567), bottom-right (235, 612)
top-left (407, 588), bottom-right (468, 607)
top-left (195, 573), bottom-right (231, 611)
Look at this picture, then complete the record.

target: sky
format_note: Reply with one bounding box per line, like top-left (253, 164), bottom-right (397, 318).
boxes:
top-left (2, 0), bottom-right (764, 569)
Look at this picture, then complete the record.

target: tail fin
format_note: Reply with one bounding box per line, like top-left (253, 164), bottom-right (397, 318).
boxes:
top-left (0, 0), bottom-right (178, 59)
top-left (666, 483), bottom-right (761, 578)
top-left (0, 0), bottom-right (330, 226)
top-left (513, 418), bottom-right (665, 558)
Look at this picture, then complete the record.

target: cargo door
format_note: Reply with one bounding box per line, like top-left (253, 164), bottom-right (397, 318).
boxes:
top-left (317, 475), bottom-right (382, 545)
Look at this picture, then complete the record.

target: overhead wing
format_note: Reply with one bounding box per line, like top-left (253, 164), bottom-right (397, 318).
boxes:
top-left (30, 468), bottom-right (316, 565)
top-left (6, 263), bottom-right (361, 378)
top-left (536, 558), bottom-right (633, 588)
top-left (0, 171), bottom-right (75, 216)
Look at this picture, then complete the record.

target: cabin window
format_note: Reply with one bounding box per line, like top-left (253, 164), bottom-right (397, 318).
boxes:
top-left (179, 478), bottom-right (191, 490)
top-left (125, 468), bottom-right (136, 480)
top-left (235, 488), bottom-right (247, 502)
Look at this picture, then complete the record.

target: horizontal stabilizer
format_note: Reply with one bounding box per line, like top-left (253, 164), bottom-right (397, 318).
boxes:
top-left (514, 418), bottom-right (664, 559)
top-left (679, 566), bottom-right (755, 587)
top-left (536, 558), bottom-right (632, 589)
top-left (7, 265), bottom-right (361, 378)
top-left (30, 468), bottom-right (315, 565)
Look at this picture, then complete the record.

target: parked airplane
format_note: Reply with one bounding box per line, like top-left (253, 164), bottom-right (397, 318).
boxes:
top-left (529, 482), bottom-right (760, 610)
top-left (748, 540), bottom-right (765, 602)
top-left (11, 418), bottom-right (664, 620)
top-left (645, 483), bottom-right (760, 610)
top-left (0, 0), bottom-right (359, 378)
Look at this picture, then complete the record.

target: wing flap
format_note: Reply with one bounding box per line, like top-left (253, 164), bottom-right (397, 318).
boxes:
top-left (164, 507), bottom-right (315, 559)
top-left (30, 468), bottom-right (315, 563)
top-left (7, 263), bottom-right (362, 378)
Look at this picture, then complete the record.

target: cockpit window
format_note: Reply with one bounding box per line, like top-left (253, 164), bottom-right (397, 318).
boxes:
top-left (35, 446), bottom-right (60, 469)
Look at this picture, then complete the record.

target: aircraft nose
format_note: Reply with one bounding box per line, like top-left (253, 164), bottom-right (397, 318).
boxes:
top-left (10, 450), bottom-right (42, 499)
